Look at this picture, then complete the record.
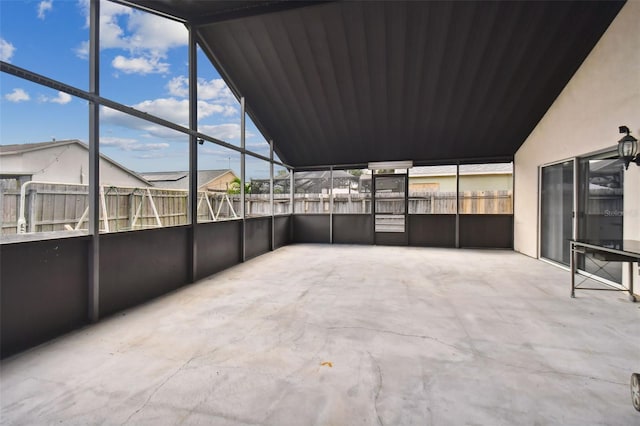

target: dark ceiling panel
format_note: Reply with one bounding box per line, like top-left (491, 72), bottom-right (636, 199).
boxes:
top-left (123, 0), bottom-right (323, 24)
top-left (128, 0), bottom-right (624, 168)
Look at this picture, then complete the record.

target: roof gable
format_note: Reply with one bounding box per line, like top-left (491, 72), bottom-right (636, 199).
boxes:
top-left (0, 140), bottom-right (151, 186)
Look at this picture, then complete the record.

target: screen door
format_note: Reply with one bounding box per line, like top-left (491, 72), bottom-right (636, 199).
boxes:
top-left (373, 174), bottom-right (408, 245)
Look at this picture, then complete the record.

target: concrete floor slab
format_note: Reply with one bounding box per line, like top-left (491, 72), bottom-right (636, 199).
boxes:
top-left (1, 244), bottom-right (639, 425)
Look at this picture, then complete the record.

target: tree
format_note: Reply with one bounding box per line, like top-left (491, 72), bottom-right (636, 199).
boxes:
top-left (227, 177), bottom-right (251, 194)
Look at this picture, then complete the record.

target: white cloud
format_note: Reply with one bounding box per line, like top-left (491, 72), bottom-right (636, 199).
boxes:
top-left (134, 151), bottom-right (178, 160)
top-left (101, 136), bottom-right (137, 148)
top-left (246, 141), bottom-right (270, 149)
top-left (99, 2), bottom-right (133, 50)
top-left (112, 55), bottom-right (169, 75)
top-left (5, 88), bottom-right (30, 103)
top-left (100, 98), bottom-right (243, 143)
top-left (198, 124), bottom-right (243, 142)
top-left (100, 106), bottom-right (184, 141)
top-left (199, 80), bottom-right (235, 103)
top-left (222, 106), bottom-right (238, 117)
top-left (38, 91), bottom-right (72, 104)
top-left (74, 40), bottom-right (89, 59)
top-left (132, 98), bottom-right (190, 124)
top-left (167, 76), bottom-right (236, 105)
top-left (100, 107), bottom-right (149, 130)
top-left (50, 92), bottom-right (72, 104)
top-left (137, 142), bottom-right (170, 151)
top-left (166, 76), bottom-right (188, 97)
top-left (118, 98), bottom-right (234, 125)
top-left (198, 101), bottom-right (237, 119)
top-left (0, 38), bottom-right (15, 62)
top-left (76, 0), bottom-right (187, 75)
top-left (125, 11), bottom-right (187, 53)
top-left (37, 0), bottom-right (53, 20)
top-left (101, 136), bottom-right (169, 152)
top-left (165, 77), bottom-right (238, 118)
top-left (75, 0), bottom-right (129, 59)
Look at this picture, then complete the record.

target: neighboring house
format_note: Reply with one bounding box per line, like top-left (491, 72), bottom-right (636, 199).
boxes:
top-left (141, 170), bottom-right (238, 193)
top-left (408, 163), bottom-right (513, 192)
top-left (273, 170), bottom-right (360, 194)
top-left (0, 140), bottom-right (151, 189)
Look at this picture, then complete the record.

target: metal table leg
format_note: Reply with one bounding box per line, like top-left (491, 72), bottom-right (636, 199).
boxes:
top-left (570, 242), bottom-right (576, 298)
top-left (629, 262), bottom-right (637, 302)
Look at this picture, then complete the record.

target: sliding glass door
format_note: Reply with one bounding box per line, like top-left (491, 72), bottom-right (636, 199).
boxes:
top-left (540, 152), bottom-right (625, 285)
top-left (540, 161), bottom-right (574, 265)
top-left (578, 153), bottom-right (625, 284)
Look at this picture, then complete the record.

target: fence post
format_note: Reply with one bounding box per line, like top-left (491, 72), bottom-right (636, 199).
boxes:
top-left (0, 186), bottom-right (4, 233)
top-left (28, 189), bottom-right (37, 233)
top-left (128, 192), bottom-right (136, 229)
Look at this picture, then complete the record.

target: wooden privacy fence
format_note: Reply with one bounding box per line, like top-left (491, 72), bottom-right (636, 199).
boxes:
top-left (454, 190), bottom-right (513, 214)
top-left (1, 183), bottom-right (513, 234)
top-left (0, 181), bottom-right (243, 235)
top-left (287, 191), bottom-right (513, 214)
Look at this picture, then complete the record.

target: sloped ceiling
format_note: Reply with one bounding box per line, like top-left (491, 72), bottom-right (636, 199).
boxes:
top-left (126, 0), bottom-right (624, 168)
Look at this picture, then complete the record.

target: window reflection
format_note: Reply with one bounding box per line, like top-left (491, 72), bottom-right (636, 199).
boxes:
top-left (579, 155), bottom-right (625, 283)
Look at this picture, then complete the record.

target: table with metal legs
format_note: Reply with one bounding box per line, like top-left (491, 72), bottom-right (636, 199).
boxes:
top-left (569, 239), bottom-right (639, 302)
top-left (569, 240), bottom-right (640, 412)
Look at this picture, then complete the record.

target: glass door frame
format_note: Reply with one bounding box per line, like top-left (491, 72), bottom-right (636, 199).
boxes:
top-left (538, 157), bottom-right (577, 266)
top-left (372, 173), bottom-right (409, 246)
top-left (576, 149), bottom-right (625, 287)
top-left (538, 148), bottom-right (626, 288)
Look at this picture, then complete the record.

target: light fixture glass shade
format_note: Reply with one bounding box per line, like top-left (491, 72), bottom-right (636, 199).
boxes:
top-left (617, 133), bottom-right (638, 169)
top-left (620, 143), bottom-right (631, 156)
top-left (618, 137), bottom-right (637, 157)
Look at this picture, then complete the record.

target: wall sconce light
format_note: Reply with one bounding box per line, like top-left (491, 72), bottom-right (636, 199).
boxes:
top-left (617, 126), bottom-right (639, 170)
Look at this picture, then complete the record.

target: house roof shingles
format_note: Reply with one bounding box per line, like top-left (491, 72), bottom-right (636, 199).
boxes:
top-left (141, 170), bottom-right (233, 190)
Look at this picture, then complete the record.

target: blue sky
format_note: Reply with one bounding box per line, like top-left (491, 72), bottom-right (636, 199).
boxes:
top-left (0, 0), bottom-right (272, 176)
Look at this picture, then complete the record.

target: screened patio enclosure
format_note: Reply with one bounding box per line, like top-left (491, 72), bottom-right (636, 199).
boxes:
top-left (0, 0), bottom-right (629, 358)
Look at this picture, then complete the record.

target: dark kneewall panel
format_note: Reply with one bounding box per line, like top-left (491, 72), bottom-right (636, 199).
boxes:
top-left (99, 226), bottom-right (190, 317)
top-left (409, 215), bottom-right (456, 247)
top-left (459, 214), bottom-right (513, 249)
top-left (274, 215), bottom-right (292, 249)
top-left (245, 217), bottom-right (272, 260)
top-left (333, 214), bottom-right (373, 245)
top-left (196, 220), bottom-right (242, 280)
top-left (1, 237), bottom-right (89, 358)
top-left (293, 214), bottom-right (330, 244)
top-left (375, 232), bottom-right (408, 246)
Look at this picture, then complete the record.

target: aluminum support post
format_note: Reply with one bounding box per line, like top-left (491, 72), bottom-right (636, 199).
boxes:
top-left (329, 167), bottom-right (333, 244)
top-left (188, 25), bottom-right (198, 282)
top-left (270, 140), bottom-right (274, 250)
top-left (88, 0), bottom-right (100, 322)
top-left (455, 163), bottom-right (460, 248)
top-left (240, 97), bottom-right (246, 261)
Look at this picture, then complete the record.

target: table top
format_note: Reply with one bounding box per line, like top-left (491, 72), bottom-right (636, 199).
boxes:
top-left (571, 239), bottom-right (640, 257)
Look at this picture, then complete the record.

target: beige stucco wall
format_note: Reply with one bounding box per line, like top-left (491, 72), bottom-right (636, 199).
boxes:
top-left (1, 143), bottom-right (149, 187)
top-left (410, 175), bottom-right (457, 192)
top-left (514, 1), bottom-right (640, 264)
top-left (409, 174), bottom-right (512, 193)
top-left (459, 174), bottom-right (513, 192)
top-left (202, 171), bottom-right (237, 193)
